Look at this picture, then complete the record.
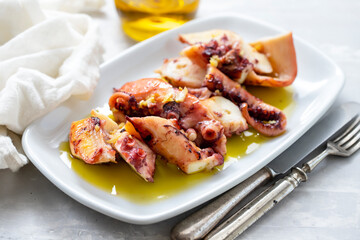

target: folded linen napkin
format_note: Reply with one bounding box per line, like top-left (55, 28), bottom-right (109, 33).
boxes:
top-left (0, 0), bottom-right (103, 171)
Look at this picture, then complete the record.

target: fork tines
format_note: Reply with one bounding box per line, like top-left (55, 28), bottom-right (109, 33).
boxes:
top-left (332, 115), bottom-right (360, 155)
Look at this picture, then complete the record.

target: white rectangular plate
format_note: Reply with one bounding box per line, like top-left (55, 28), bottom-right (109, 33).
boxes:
top-left (22, 14), bottom-right (344, 224)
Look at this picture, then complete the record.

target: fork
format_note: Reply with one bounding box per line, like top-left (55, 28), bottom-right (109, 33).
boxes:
top-left (205, 115), bottom-right (360, 240)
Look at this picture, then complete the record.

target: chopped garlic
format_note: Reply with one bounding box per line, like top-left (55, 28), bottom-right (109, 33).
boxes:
top-left (148, 94), bottom-right (156, 102)
top-left (107, 130), bottom-right (122, 144)
top-left (209, 55), bottom-right (220, 67)
top-left (160, 77), bottom-right (169, 82)
top-left (138, 100), bottom-right (147, 108)
top-left (263, 120), bottom-right (277, 124)
top-left (118, 122), bottom-right (125, 129)
top-left (253, 43), bottom-right (263, 52)
top-left (176, 63), bottom-right (187, 69)
top-left (175, 87), bottom-right (188, 103)
top-left (214, 89), bottom-right (221, 95)
top-left (139, 94), bottom-right (157, 108)
top-left (162, 91), bottom-right (174, 103)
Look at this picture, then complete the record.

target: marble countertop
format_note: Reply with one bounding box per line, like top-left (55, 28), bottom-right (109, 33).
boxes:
top-left (1, 0), bottom-right (359, 239)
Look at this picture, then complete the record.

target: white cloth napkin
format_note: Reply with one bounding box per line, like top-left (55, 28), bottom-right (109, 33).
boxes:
top-left (0, 0), bottom-right (103, 171)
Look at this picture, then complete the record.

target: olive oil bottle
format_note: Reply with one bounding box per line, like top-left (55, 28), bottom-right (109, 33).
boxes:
top-left (115, 0), bottom-right (200, 41)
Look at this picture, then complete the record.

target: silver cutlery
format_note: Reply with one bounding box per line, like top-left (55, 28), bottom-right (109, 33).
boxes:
top-left (205, 114), bottom-right (360, 240)
top-left (171, 102), bottom-right (359, 240)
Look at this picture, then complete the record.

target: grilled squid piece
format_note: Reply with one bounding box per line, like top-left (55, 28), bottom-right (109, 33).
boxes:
top-left (179, 29), bottom-right (296, 87)
top-left (109, 78), bottom-right (227, 155)
top-left (204, 66), bottom-right (286, 136)
top-left (127, 116), bottom-right (224, 174)
top-left (69, 117), bottom-right (117, 164)
top-left (155, 57), bottom-right (206, 88)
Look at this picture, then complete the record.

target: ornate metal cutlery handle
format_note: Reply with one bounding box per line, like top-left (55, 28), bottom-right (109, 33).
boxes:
top-left (171, 168), bottom-right (272, 240)
top-left (205, 168), bottom-right (308, 240)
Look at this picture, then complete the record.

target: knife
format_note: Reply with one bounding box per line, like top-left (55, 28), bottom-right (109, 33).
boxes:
top-left (171, 102), bottom-right (360, 240)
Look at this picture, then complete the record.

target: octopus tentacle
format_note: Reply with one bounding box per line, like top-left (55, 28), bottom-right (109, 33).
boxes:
top-left (109, 78), bottom-right (227, 156)
top-left (127, 116), bottom-right (224, 174)
top-left (108, 91), bottom-right (143, 122)
top-left (240, 103), bottom-right (286, 137)
top-left (195, 120), bottom-right (224, 142)
top-left (204, 66), bottom-right (286, 136)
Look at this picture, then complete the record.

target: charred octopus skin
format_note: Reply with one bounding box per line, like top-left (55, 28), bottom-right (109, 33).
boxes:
top-left (180, 31), bottom-right (258, 84)
top-left (109, 78), bottom-right (173, 123)
top-left (204, 66), bottom-right (286, 137)
top-left (181, 39), bottom-right (253, 84)
top-left (109, 78), bottom-right (227, 156)
top-left (110, 129), bottom-right (156, 182)
top-left (109, 78), bottom-right (185, 123)
top-left (93, 110), bottom-right (156, 182)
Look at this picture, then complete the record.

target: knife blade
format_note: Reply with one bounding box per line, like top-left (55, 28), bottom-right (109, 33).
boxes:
top-left (171, 102), bottom-right (360, 240)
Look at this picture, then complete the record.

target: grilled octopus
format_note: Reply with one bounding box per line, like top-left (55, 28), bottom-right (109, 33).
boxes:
top-left (69, 116), bottom-right (117, 165)
top-left (69, 29), bottom-right (296, 182)
top-left (69, 110), bottom-right (156, 182)
top-left (178, 29), bottom-right (297, 87)
top-left (109, 78), bottom-right (227, 156)
top-left (204, 66), bottom-right (286, 136)
top-left (127, 116), bottom-right (224, 174)
top-left (157, 29), bottom-right (293, 136)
